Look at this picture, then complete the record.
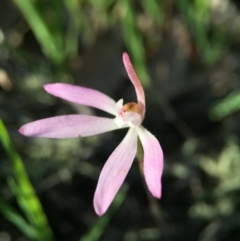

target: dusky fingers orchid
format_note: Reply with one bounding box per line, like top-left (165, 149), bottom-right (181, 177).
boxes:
top-left (19, 53), bottom-right (164, 216)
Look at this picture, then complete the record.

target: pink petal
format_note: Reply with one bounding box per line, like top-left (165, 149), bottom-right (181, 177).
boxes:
top-left (93, 128), bottom-right (138, 216)
top-left (19, 115), bottom-right (120, 138)
top-left (44, 83), bottom-right (117, 115)
top-left (136, 126), bottom-right (164, 198)
top-left (122, 53), bottom-right (146, 117)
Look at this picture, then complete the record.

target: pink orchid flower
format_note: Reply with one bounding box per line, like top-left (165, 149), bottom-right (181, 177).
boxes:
top-left (19, 53), bottom-right (164, 216)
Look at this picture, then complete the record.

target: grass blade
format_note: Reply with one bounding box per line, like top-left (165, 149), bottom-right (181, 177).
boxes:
top-left (0, 119), bottom-right (54, 240)
top-left (12, 0), bottom-right (65, 65)
top-left (0, 197), bottom-right (40, 240)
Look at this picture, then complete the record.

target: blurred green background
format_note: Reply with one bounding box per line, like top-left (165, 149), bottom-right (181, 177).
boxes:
top-left (1, 0), bottom-right (240, 240)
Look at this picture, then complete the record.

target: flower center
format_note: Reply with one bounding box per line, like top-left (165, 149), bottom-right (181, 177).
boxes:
top-left (119, 102), bottom-right (139, 116)
top-left (115, 100), bottom-right (142, 127)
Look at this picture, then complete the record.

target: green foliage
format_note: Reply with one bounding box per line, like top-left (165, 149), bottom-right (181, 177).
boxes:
top-left (10, 0), bottom-right (163, 86)
top-left (0, 198), bottom-right (41, 240)
top-left (177, 0), bottom-right (226, 64)
top-left (12, 0), bottom-right (65, 65)
top-left (0, 119), bottom-right (54, 241)
top-left (190, 139), bottom-right (240, 220)
top-left (9, 0), bottom-right (233, 82)
top-left (209, 91), bottom-right (240, 120)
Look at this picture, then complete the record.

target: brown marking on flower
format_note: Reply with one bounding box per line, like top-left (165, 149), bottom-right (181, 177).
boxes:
top-left (120, 102), bottom-right (139, 114)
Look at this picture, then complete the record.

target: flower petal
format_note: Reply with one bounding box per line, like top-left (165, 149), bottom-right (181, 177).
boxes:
top-left (44, 83), bottom-right (117, 115)
top-left (136, 126), bottom-right (163, 198)
top-left (115, 99), bottom-right (123, 113)
top-left (19, 115), bottom-right (120, 138)
top-left (122, 53), bottom-right (146, 117)
top-left (93, 128), bottom-right (138, 216)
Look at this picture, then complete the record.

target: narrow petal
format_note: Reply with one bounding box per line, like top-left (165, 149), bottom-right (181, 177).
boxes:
top-left (19, 115), bottom-right (120, 138)
top-left (122, 53), bottom-right (146, 117)
top-left (93, 128), bottom-right (138, 216)
top-left (136, 126), bottom-right (164, 198)
top-left (44, 83), bottom-right (117, 115)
